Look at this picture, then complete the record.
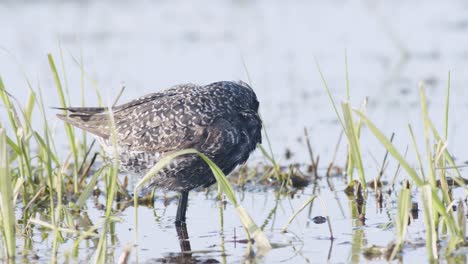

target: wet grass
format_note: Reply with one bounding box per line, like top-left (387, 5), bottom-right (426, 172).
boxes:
top-left (0, 53), bottom-right (276, 262)
top-left (316, 54), bottom-right (467, 261)
top-left (0, 128), bottom-right (16, 258)
top-left (0, 52), bottom-right (467, 263)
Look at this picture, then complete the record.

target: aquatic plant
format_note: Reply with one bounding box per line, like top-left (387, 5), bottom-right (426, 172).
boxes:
top-left (355, 78), bottom-right (466, 260)
top-left (316, 53), bottom-right (367, 189)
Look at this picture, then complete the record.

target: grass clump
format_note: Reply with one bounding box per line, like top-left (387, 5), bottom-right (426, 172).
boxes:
top-left (0, 52), bottom-right (274, 262)
top-left (316, 55), bottom-right (466, 260)
top-left (355, 79), bottom-right (466, 259)
top-left (0, 53), bottom-right (105, 261)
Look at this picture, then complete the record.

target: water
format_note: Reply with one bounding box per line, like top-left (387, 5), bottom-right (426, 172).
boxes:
top-left (18, 172), bottom-right (468, 263)
top-left (17, 177), bottom-right (447, 263)
top-left (2, 0), bottom-right (468, 263)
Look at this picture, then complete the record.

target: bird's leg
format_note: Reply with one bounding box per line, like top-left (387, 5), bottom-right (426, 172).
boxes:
top-left (175, 223), bottom-right (192, 252)
top-left (175, 191), bottom-right (189, 226)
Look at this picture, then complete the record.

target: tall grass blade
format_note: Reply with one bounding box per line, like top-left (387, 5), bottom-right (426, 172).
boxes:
top-left (282, 195), bottom-right (334, 240)
top-left (197, 151), bottom-right (271, 252)
top-left (93, 103), bottom-right (120, 264)
top-left (0, 128), bottom-right (16, 258)
top-left (389, 181), bottom-right (411, 260)
top-left (419, 84), bottom-right (454, 207)
top-left (76, 168), bottom-right (105, 208)
top-left (342, 103), bottom-right (366, 188)
top-left (0, 77), bottom-right (19, 132)
top-left (418, 83), bottom-right (437, 187)
top-left (344, 50), bottom-right (350, 101)
top-left (457, 200), bottom-right (465, 239)
top-left (444, 71), bottom-right (451, 141)
top-left (429, 120), bottom-right (466, 187)
top-left (354, 110), bottom-right (424, 186)
top-left (258, 115), bottom-right (282, 181)
top-left (421, 185), bottom-right (437, 260)
top-left (48, 53), bottom-right (79, 193)
top-left (315, 60), bottom-right (345, 130)
top-left (23, 92), bottom-right (35, 132)
top-left (408, 124), bottom-right (426, 180)
top-left (281, 195), bottom-right (317, 233)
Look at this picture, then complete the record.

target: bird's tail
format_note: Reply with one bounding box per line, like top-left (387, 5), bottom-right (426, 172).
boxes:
top-left (56, 107), bottom-right (112, 138)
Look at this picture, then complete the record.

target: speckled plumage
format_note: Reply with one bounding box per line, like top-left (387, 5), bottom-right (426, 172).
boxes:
top-left (57, 81), bottom-right (262, 194)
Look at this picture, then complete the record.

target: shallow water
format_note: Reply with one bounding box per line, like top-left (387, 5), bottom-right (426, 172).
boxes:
top-left (2, 0), bottom-right (468, 263)
top-left (14, 173), bottom-right (468, 263)
top-left (17, 176), bottom-right (458, 264)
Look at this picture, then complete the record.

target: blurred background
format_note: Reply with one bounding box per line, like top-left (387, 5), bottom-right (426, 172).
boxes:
top-left (1, 0), bottom-right (468, 167)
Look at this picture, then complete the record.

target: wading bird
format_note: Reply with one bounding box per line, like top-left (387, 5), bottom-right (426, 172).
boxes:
top-left (57, 81), bottom-right (262, 225)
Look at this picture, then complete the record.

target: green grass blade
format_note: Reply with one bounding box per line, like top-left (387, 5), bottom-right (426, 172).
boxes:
top-left (342, 103), bottom-right (366, 188)
top-left (23, 91), bottom-right (36, 135)
top-left (418, 84), bottom-right (455, 207)
top-left (33, 132), bottom-right (60, 167)
top-left (258, 115), bottom-right (282, 181)
top-left (444, 71), bottom-right (451, 141)
top-left (58, 41), bottom-right (71, 106)
top-left (429, 189), bottom-right (458, 238)
top-left (345, 49), bottom-right (350, 101)
top-left (282, 195), bottom-right (317, 232)
top-left (5, 136), bottom-right (20, 155)
top-left (315, 60), bottom-right (345, 130)
top-left (0, 128), bottom-right (16, 258)
top-left (133, 149), bottom-right (203, 192)
top-left (429, 120), bottom-right (466, 184)
top-left (421, 185), bottom-right (437, 260)
top-left (104, 106), bottom-right (119, 219)
top-left (235, 206), bottom-right (271, 254)
top-left (354, 110), bottom-right (424, 186)
top-left (93, 104), bottom-right (119, 263)
top-left (457, 200), bottom-right (465, 238)
top-left (257, 144), bottom-right (276, 167)
top-left (48, 53), bottom-right (79, 193)
top-left (196, 153), bottom-right (237, 204)
top-left (0, 76), bottom-right (19, 132)
top-left (389, 182), bottom-right (411, 260)
top-left (76, 168), bottom-right (105, 208)
top-left (188, 151), bottom-right (272, 252)
top-left (418, 83), bottom-right (437, 187)
top-left (408, 124), bottom-right (426, 180)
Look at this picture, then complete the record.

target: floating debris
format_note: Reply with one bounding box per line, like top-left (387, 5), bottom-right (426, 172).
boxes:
top-left (312, 216), bottom-right (327, 224)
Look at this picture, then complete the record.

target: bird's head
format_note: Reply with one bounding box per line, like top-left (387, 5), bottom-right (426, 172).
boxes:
top-left (236, 80), bottom-right (259, 112)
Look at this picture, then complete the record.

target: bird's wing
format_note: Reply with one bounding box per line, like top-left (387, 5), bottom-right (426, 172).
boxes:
top-left (114, 92), bottom-right (231, 153)
top-left (56, 83), bottom-right (232, 153)
top-left (197, 118), bottom-right (244, 163)
top-left (55, 91), bottom-right (175, 136)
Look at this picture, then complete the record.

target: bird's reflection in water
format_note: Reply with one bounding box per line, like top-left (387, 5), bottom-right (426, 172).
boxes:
top-left (150, 223), bottom-right (221, 264)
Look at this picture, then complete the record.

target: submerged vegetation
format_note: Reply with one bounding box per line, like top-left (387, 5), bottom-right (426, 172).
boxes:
top-left (0, 51), bottom-right (467, 263)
